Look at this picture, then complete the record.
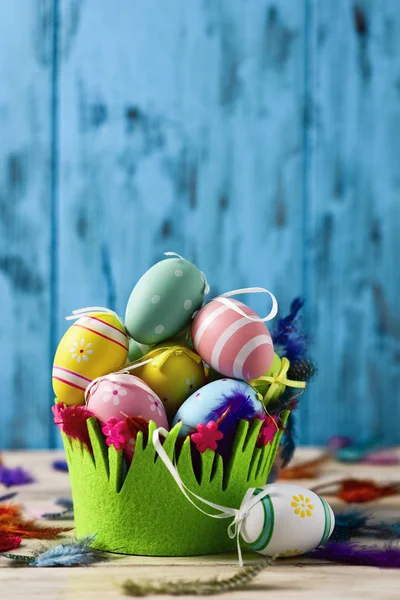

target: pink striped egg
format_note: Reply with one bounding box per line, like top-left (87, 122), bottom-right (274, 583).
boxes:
top-left (85, 373), bottom-right (169, 429)
top-left (192, 298), bottom-right (274, 380)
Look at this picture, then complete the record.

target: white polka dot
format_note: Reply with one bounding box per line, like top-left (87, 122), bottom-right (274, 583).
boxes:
top-left (174, 269), bottom-right (183, 277)
top-left (148, 394), bottom-right (154, 402)
top-left (184, 299), bottom-right (192, 310)
top-left (151, 294), bottom-right (160, 304)
top-left (155, 324), bottom-right (164, 334)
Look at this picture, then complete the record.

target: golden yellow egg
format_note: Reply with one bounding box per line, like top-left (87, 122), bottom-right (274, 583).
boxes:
top-left (133, 342), bottom-right (206, 420)
top-left (52, 311), bottom-right (129, 405)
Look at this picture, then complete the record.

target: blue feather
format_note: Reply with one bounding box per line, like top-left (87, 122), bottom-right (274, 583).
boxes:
top-left (0, 492), bottom-right (18, 503)
top-left (52, 460), bottom-right (69, 472)
top-left (332, 510), bottom-right (400, 541)
top-left (55, 498), bottom-right (73, 510)
top-left (331, 510), bottom-right (369, 541)
top-left (32, 536), bottom-right (109, 567)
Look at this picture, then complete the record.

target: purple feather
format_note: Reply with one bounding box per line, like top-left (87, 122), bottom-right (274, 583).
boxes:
top-left (272, 297), bottom-right (309, 363)
top-left (207, 387), bottom-right (265, 456)
top-left (0, 465), bottom-right (35, 487)
top-left (311, 542), bottom-right (400, 568)
top-left (52, 460), bottom-right (69, 472)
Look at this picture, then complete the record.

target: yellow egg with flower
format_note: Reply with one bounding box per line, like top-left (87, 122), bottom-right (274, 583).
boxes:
top-left (52, 310), bottom-right (129, 406)
top-left (133, 342), bottom-right (206, 420)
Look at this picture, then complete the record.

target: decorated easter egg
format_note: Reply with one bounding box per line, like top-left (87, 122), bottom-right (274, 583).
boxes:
top-left (85, 373), bottom-right (169, 429)
top-left (125, 256), bottom-right (207, 344)
top-left (133, 343), bottom-right (206, 420)
top-left (52, 311), bottom-right (129, 406)
top-left (172, 379), bottom-right (265, 455)
top-left (240, 483), bottom-right (335, 557)
top-left (128, 338), bottom-right (152, 363)
top-left (192, 298), bottom-right (274, 380)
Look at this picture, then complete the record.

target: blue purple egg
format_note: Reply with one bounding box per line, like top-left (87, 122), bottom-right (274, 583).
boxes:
top-left (172, 378), bottom-right (266, 456)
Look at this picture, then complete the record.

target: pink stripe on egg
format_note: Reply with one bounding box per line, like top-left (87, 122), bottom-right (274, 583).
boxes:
top-left (52, 376), bottom-right (86, 392)
top-left (73, 323), bottom-right (129, 351)
top-left (211, 316), bottom-right (252, 372)
top-left (192, 301), bottom-right (230, 349)
top-left (86, 315), bottom-right (128, 340)
top-left (193, 297), bottom-right (274, 379)
top-left (233, 334), bottom-right (273, 379)
top-left (217, 320), bottom-right (260, 378)
top-left (195, 299), bottom-right (248, 345)
top-left (53, 366), bottom-right (91, 382)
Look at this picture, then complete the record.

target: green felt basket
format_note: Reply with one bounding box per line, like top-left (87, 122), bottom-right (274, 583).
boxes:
top-left (62, 414), bottom-right (288, 556)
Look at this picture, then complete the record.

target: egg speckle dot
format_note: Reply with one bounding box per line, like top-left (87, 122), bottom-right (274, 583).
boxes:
top-left (184, 299), bottom-right (192, 310)
top-left (155, 324), bottom-right (165, 334)
top-left (174, 269), bottom-right (183, 277)
top-left (151, 294), bottom-right (161, 304)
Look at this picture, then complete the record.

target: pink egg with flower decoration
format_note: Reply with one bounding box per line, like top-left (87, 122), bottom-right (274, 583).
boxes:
top-left (191, 298), bottom-right (274, 380)
top-left (85, 373), bottom-right (169, 429)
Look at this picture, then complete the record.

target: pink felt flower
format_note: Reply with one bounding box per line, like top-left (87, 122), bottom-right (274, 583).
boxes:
top-left (258, 415), bottom-right (278, 446)
top-left (102, 418), bottom-right (131, 451)
top-left (191, 421), bottom-right (224, 452)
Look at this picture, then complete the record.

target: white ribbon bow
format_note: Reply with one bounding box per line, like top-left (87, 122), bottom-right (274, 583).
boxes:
top-left (153, 428), bottom-right (272, 567)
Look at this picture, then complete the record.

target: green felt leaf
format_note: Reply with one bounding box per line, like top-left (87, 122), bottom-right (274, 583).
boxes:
top-left (63, 413), bottom-right (288, 556)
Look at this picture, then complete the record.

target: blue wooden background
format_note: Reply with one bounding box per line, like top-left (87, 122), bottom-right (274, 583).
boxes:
top-left (0, 0), bottom-right (399, 449)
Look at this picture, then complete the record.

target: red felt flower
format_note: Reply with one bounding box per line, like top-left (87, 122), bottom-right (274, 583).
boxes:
top-left (191, 421), bottom-right (224, 452)
top-left (258, 415), bottom-right (278, 447)
top-left (0, 534), bottom-right (22, 552)
top-left (102, 417), bottom-right (149, 463)
top-left (102, 418), bottom-right (131, 451)
top-left (52, 403), bottom-right (94, 450)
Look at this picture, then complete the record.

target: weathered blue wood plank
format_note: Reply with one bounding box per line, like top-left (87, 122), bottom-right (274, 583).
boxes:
top-left (56, 2), bottom-right (306, 372)
top-left (0, 2), bottom-right (54, 448)
top-left (304, 0), bottom-right (400, 444)
top-left (1, 0), bottom-right (399, 449)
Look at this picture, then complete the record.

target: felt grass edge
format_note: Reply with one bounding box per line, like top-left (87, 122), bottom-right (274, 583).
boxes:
top-left (62, 412), bottom-right (289, 556)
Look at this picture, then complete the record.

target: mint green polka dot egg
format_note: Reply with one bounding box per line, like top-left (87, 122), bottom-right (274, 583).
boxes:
top-left (125, 257), bottom-right (207, 344)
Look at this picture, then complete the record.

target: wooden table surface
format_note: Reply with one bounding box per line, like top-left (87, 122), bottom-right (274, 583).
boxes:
top-left (1, 449), bottom-right (400, 599)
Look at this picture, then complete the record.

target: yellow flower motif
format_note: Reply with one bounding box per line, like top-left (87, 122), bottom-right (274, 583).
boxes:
top-left (278, 548), bottom-right (303, 558)
top-left (291, 494), bottom-right (314, 518)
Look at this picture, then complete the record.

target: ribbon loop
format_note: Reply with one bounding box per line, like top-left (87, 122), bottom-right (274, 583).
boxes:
top-left (164, 252), bottom-right (210, 296)
top-left (164, 251), bottom-right (186, 261)
top-left (149, 346), bottom-right (202, 369)
top-left (118, 358), bottom-right (154, 373)
top-left (84, 358), bottom-right (154, 403)
top-left (152, 428), bottom-right (274, 567)
top-left (218, 287), bottom-right (278, 323)
top-left (65, 306), bottom-right (121, 322)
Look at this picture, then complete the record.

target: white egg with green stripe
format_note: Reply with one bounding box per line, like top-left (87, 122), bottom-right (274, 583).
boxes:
top-left (240, 483), bottom-right (334, 558)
